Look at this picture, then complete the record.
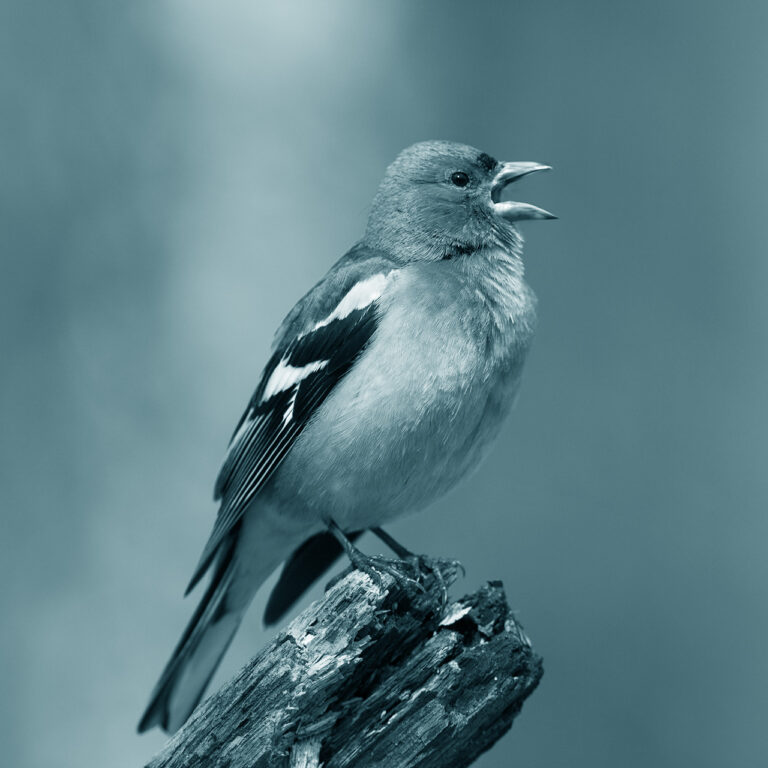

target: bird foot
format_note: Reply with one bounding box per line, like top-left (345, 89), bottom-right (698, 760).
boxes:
top-left (324, 520), bottom-right (463, 615)
top-left (406, 553), bottom-right (464, 612)
top-left (348, 549), bottom-right (463, 614)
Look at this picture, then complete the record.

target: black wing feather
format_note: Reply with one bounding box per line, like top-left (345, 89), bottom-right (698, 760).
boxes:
top-left (186, 304), bottom-right (379, 595)
top-left (263, 530), bottom-right (363, 626)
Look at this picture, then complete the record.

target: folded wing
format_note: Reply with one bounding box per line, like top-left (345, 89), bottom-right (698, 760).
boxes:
top-left (186, 260), bottom-right (395, 595)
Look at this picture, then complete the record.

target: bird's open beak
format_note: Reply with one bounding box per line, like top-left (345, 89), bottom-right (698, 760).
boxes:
top-left (491, 162), bottom-right (556, 221)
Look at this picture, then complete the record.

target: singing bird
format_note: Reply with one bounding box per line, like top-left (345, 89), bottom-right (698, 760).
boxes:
top-left (138, 140), bottom-right (554, 733)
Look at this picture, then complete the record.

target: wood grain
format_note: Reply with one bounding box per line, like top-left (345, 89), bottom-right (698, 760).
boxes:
top-left (146, 561), bottom-right (542, 768)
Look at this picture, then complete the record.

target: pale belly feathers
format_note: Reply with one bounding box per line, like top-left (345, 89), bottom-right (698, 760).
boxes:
top-left (264, 251), bottom-right (536, 532)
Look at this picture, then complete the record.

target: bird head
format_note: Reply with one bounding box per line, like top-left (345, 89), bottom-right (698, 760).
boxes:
top-left (365, 140), bottom-right (554, 261)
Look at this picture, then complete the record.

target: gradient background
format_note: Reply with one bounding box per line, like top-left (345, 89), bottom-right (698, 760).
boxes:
top-left (2, 2), bottom-right (767, 766)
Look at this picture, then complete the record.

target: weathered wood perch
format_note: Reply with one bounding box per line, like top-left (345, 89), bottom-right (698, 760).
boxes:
top-left (146, 561), bottom-right (542, 768)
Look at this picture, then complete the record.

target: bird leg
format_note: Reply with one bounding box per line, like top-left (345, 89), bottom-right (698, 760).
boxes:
top-left (325, 519), bottom-right (423, 590)
top-left (324, 520), bottom-right (462, 611)
top-left (372, 527), bottom-right (464, 610)
top-left (370, 526), bottom-right (414, 559)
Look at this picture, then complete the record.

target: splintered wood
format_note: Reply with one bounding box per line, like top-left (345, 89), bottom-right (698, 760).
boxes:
top-left (146, 562), bottom-right (542, 768)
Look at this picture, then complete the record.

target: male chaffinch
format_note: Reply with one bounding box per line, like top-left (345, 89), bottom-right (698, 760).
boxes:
top-left (138, 140), bottom-right (554, 733)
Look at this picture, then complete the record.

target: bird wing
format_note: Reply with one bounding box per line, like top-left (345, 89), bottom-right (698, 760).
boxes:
top-left (185, 251), bottom-right (397, 594)
top-left (263, 529), bottom-right (363, 625)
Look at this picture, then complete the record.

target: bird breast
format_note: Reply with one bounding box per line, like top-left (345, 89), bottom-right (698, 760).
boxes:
top-left (269, 250), bottom-right (537, 531)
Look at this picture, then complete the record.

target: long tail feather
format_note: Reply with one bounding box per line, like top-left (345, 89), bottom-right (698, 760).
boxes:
top-left (137, 536), bottom-right (240, 734)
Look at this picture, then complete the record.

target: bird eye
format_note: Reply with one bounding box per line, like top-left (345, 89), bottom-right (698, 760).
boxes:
top-left (450, 171), bottom-right (470, 188)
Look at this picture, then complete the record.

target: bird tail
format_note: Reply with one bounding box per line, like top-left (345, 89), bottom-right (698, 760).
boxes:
top-left (137, 535), bottom-right (242, 734)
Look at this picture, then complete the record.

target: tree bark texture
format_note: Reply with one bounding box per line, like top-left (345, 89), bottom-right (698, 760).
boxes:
top-left (146, 562), bottom-right (542, 768)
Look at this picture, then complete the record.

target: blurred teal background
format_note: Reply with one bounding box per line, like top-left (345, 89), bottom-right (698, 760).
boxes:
top-left (2, 1), bottom-right (767, 766)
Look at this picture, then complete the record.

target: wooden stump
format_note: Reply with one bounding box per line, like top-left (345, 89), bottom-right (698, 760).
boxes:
top-left (146, 562), bottom-right (542, 767)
